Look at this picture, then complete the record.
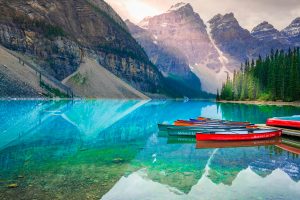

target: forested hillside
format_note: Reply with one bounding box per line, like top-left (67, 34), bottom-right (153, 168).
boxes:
top-left (219, 48), bottom-right (300, 102)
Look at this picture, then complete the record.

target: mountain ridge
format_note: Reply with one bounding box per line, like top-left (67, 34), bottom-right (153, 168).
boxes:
top-left (0, 0), bottom-right (190, 98)
top-left (133, 5), bottom-right (236, 93)
top-left (133, 3), bottom-right (300, 93)
top-left (1, 1), bottom-right (299, 97)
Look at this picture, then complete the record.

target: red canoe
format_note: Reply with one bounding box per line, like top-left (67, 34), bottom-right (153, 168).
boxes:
top-left (196, 129), bottom-right (282, 141)
top-left (266, 116), bottom-right (300, 129)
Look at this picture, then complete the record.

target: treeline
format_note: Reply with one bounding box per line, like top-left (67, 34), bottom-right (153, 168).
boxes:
top-left (218, 48), bottom-right (300, 102)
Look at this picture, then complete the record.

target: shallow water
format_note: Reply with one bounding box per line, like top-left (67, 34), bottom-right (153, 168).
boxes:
top-left (0, 100), bottom-right (300, 200)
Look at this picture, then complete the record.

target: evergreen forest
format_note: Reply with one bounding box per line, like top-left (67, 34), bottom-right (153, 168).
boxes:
top-left (218, 48), bottom-right (300, 102)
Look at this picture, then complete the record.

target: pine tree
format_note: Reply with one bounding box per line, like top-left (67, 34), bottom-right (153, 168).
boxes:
top-left (220, 48), bottom-right (300, 102)
top-left (216, 89), bottom-right (220, 101)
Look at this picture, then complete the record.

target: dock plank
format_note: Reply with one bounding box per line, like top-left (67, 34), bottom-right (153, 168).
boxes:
top-left (257, 124), bottom-right (300, 137)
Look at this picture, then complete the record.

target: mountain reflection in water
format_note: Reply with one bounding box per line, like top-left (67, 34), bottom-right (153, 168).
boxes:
top-left (0, 100), bottom-right (300, 200)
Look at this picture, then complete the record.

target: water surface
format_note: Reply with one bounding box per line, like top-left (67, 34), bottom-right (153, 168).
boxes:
top-left (0, 100), bottom-right (300, 199)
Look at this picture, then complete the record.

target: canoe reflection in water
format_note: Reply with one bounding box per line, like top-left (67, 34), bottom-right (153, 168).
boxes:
top-left (196, 137), bottom-right (282, 149)
top-left (196, 137), bottom-right (300, 155)
top-left (164, 131), bottom-right (297, 154)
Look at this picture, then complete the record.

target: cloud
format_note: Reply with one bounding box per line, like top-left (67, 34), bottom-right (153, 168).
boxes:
top-left (105, 0), bottom-right (300, 30)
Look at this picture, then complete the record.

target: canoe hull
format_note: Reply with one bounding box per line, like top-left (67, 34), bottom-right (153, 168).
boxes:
top-left (158, 124), bottom-right (254, 131)
top-left (266, 118), bottom-right (300, 129)
top-left (168, 128), bottom-right (261, 137)
top-left (174, 121), bottom-right (251, 126)
top-left (168, 130), bottom-right (197, 137)
top-left (196, 130), bottom-right (282, 141)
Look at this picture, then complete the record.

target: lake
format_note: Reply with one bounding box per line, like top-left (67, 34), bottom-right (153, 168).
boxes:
top-left (0, 100), bottom-right (300, 200)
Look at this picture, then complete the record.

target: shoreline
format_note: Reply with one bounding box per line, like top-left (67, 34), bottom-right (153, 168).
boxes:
top-left (0, 97), bottom-right (216, 101)
top-left (217, 100), bottom-right (300, 107)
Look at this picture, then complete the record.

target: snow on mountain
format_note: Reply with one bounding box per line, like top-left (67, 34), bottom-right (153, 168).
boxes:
top-left (208, 13), bottom-right (256, 66)
top-left (131, 3), bottom-right (300, 93)
top-left (282, 17), bottom-right (300, 37)
top-left (251, 21), bottom-right (280, 41)
top-left (126, 19), bottom-right (206, 98)
top-left (281, 17), bottom-right (300, 46)
top-left (168, 2), bottom-right (189, 12)
top-left (135, 4), bottom-right (239, 93)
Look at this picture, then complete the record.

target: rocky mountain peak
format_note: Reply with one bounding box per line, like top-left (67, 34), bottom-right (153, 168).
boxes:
top-left (282, 17), bottom-right (300, 37)
top-left (251, 21), bottom-right (280, 41)
top-left (281, 17), bottom-right (300, 46)
top-left (136, 2), bottom-right (217, 65)
top-left (223, 13), bottom-right (236, 21)
top-left (293, 17), bottom-right (300, 22)
top-left (208, 13), bottom-right (240, 31)
top-left (139, 2), bottom-right (206, 32)
top-left (167, 2), bottom-right (192, 12)
top-left (290, 17), bottom-right (300, 27)
top-left (252, 21), bottom-right (274, 31)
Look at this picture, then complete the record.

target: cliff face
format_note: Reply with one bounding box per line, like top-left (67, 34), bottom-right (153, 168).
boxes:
top-left (0, 0), bottom-right (166, 96)
top-left (125, 19), bottom-right (206, 98)
top-left (126, 20), bottom-right (190, 78)
top-left (208, 13), bottom-right (295, 71)
top-left (129, 3), bottom-right (233, 93)
top-left (208, 13), bottom-right (259, 63)
top-left (138, 3), bottom-right (221, 71)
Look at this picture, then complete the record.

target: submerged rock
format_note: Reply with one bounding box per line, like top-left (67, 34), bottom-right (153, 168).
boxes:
top-left (7, 183), bottom-right (18, 188)
top-left (112, 158), bottom-right (125, 163)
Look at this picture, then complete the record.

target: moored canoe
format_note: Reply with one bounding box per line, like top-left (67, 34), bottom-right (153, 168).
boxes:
top-left (168, 128), bottom-right (261, 137)
top-left (174, 120), bottom-right (251, 126)
top-left (158, 124), bottom-right (257, 131)
top-left (266, 116), bottom-right (300, 129)
top-left (174, 122), bottom-right (251, 127)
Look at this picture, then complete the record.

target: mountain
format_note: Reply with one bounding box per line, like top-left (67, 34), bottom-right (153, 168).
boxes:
top-left (251, 21), bottom-right (290, 49)
top-left (132, 2), bottom-right (300, 94)
top-left (138, 3), bottom-right (220, 70)
top-left (209, 13), bottom-right (292, 70)
top-left (126, 19), bottom-right (191, 79)
top-left (208, 13), bottom-right (260, 63)
top-left (125, 19), bottom-right (208, 98)
top-left (0, 0), bottom-right (183, 98)
top-left (1, 1), bottom-right (298, 97)
top-left (281, 17), bottom-right (300, 46)
top-left (251, 21), bottom-right (280, 42)
top-left (131, 3), bottom-right (235, 93)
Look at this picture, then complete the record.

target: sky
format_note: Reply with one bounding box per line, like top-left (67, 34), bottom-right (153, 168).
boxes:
top-left (105, 0), bottom-right (300, 31)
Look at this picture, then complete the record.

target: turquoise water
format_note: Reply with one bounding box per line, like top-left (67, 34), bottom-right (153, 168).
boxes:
top-left (0, 100), bottom-right (300, 200)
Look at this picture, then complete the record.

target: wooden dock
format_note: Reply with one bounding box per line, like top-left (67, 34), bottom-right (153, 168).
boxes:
top-left (257, 124), bottom-right (300, 137)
